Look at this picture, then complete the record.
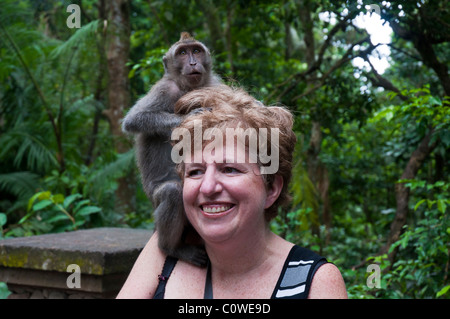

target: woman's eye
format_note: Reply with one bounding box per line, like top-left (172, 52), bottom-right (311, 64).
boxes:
top-left (186, 169), bottom-right (203, 177)
top-left (223, 167), bottom-right (240, 174)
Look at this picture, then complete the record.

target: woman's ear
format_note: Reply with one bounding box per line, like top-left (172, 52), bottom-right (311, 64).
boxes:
top-left (264, 175), bottom-right (283, 209)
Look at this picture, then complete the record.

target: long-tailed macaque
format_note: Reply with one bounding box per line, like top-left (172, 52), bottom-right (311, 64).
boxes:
top-left (122, 32), bottom-right (221, 267)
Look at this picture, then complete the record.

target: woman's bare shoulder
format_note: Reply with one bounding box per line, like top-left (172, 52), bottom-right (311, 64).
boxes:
top-left (308, 263), bottom-right (348, 299)
top-left (116, 232), bottom-right (166, 299)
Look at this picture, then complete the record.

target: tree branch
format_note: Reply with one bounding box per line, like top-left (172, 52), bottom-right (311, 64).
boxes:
top-left (387, 43), bottom-right (422, 62)
top-left (297, 0), bottom-right (315, 67)
top-left (313, 14), bottom-right (355, 74)
top-left (385, 6), bottom-right (450, 96)
top-left (292, 36), bottom-right (373, 101)
top-left (148, 0), bottom-right (170, 47)
top-left (364, 57), bottom-right (408, 101)
top-left (380, 127), bottom-right (439, 264)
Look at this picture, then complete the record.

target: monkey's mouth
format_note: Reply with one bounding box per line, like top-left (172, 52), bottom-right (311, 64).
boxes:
top-left (186, 71), bottom-right (202, 76)
top-left (200, 204), bottom-right (234, 214)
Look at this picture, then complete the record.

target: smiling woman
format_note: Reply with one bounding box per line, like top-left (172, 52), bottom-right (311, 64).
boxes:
top-left (182, 144), bottom-right (276, 245)
top-left (116, 86), bottom-right (347, 299)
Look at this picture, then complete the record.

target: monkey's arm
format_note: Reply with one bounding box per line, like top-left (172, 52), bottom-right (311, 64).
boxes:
top-left (122, 80), bottom-right (183, 136)
top-left (123, 109), bottom-right (182, 137)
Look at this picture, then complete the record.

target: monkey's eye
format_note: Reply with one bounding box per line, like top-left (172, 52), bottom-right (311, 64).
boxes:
top-left (179, 50), bottom-right (187, 55)
top-left (193, 48), bottom-right (200, 54)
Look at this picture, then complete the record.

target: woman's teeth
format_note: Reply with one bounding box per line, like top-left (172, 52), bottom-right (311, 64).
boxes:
top-left (202, 205), bottom-right (232, 213)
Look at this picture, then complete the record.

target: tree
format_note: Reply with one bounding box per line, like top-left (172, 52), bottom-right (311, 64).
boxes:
top-left (103, 0), bottom-right (135, 213)
top-left (0, 0), bottom-right (448, 298)
top-left (364, 1), bottom-right (449, 262)
top-left (266, 0), bottom-right (380, 237)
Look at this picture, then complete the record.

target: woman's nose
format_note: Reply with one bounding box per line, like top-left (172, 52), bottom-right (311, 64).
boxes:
top-left (199, 167), bottom-right (222, 195)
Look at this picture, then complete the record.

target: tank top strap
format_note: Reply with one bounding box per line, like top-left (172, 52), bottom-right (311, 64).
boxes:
top-left (153, 255), bottom-right (178, 299)
top-left (271, 245), bottom-right (327, 299)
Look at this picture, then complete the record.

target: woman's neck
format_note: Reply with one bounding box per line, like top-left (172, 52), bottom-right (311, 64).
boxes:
top-left (205, 226), bottom-right (278, 277)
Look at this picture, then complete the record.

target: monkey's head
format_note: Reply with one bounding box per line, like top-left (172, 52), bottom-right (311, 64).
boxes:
top-left (163, 32), bottom-right (213, 90)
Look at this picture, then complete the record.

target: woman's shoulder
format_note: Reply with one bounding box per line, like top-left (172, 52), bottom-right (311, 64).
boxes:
top-left (280, 244), bottom-right (347, 299)
top-left (116, 232), bottom-right (166, 299)
top-left (308, 262), bottom-right (348, 299)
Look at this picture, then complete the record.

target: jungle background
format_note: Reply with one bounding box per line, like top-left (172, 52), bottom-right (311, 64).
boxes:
top-left (0, 0), bottom-right (448, 299)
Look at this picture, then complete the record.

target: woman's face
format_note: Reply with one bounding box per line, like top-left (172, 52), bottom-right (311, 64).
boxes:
top-left (182, 142), bottom-right (281, 245)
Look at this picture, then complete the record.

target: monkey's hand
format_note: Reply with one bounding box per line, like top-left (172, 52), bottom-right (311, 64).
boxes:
top-left (185, 107), bottom-right (212, 118)
top-left (123, 111), bottom-right (182, 137)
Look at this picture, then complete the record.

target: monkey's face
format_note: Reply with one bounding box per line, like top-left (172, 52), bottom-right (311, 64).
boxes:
top-left (181, 142), bottom-right (282, 245)
top-left (170, 43), bottom-right (211, 89)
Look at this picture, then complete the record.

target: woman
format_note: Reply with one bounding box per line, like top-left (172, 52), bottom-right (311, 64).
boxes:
top-left (117, 86), bottom-right (347, 299)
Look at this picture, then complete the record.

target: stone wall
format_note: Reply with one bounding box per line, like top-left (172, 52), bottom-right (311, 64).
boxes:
top-left (0, 227), bottom-right (152, 299)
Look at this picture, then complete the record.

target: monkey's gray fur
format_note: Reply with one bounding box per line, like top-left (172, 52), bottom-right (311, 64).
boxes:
top-left (122, 32), bottom-right (221, 267)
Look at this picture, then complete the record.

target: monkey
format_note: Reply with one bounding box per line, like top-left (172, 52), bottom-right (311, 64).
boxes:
top-left (121, 32), bottom-right (222, 267)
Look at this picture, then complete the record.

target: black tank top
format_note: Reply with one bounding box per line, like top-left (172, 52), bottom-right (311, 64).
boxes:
top-left (153, 245), bottom-right (327, 299)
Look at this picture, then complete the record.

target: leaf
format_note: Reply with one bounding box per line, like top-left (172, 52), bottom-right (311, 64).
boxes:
top-left (46, 214), bottom-right (71, 224)
top-left (429, 96), bottom-right (441, 106)
top-left (52, 194), bottom-right (65, 204)
top-left (63, 194), bottom-right (82, 209)
top-left (437, 285), bottom-right (450, 298)
top-left (18, 211), bottom-right (35, 224)
top-left (38, 191), bottom-right (52, 200)
top-left (73, 199), bottom-right (90, 213)
top-left (0, 213), bottom-right (7, 227)
top-left (32, 199), bottom-right (53, 211)
top-left (437, 199), bottom-right (447, 214)
top-left (50, 20), bottom-right (100, 59)
top-left (0, 172), bottom-right (40, 201)
top-left (27, 191), bottom-right (50, 212)
top-left (414, 199), bottom-right (426, 211)
top-left (372, 107), bottom-right (395, 122)
top-left (75, 206), bottom-right (101, 217)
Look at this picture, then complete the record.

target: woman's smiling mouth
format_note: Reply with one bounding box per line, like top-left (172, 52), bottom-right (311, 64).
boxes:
top-left (200, 204), bottom-right (234, 214)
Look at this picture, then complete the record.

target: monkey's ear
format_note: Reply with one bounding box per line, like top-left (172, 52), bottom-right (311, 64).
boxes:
top-left (162, 55), bottom-right (168, 73)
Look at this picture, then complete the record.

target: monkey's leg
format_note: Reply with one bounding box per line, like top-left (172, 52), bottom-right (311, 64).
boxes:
top-left (153, 181), bottom-right (208, 267)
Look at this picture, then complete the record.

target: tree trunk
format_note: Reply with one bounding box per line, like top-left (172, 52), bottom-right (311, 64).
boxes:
top-left (104, 0), bottom-right (135, 214)
top-left (104, 0), bottom-right (130, 149)
top-left (298, 0), bottom-right (332, 236)
top-left (379, 3), bottom-right (445, 263)
top-left (225, 5), bottom-right (235, 76)
top-left (317, 164), bottom-right (331, 243)
top-left (380, 127), bottom-right (438, 262)
top-left (85, 0), bottom-right (107, 167)
top-left (196, 0), bottom-right (225, 54)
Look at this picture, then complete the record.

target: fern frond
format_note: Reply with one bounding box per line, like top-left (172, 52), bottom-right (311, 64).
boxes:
top-left (0, 128), bottom-right (58, 172)
top-left (50, 20), bottom-right (101, 60)
top-left (0, 171), bottom-right (41, 200)
top-left (88, 150), bottom-right (136, 189)
top-left (0, 0), bottom-right (33, 28)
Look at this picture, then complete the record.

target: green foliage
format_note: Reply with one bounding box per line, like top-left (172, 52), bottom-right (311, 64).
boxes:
top-left (0, 0), bottom-right (448, 299)
top-left (288, 138), bottom-right (320, 232)
top-left (0, 282), bottom-right (11, 299)
top-left (5, 190), bottom-right (102, 237)
top-left (384, 180), bottom-right (449, 299)
top-left (338, 179), bottom-right (449, 299)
